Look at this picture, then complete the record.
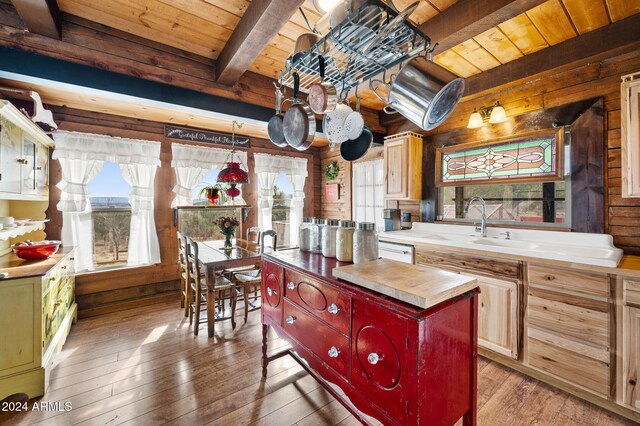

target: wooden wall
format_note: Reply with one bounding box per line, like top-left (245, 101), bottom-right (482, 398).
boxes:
top-left (383, 48), bottom-right (640, 255)
top-left (45, 106), bottom-right (321, 317)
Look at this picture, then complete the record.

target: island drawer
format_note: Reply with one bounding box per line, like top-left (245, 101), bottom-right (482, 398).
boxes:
top-left (284, 270), bottom-right (350, 336)
top-left (283, 299), bottom-right (349, 379)
top-left (528, 265), bottom-right (609, 298)
top-left (624, 279), bottom-right (640, 307)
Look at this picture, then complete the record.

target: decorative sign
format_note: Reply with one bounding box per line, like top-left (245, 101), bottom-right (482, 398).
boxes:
top-left (165, 125), bottom-right (251, 148)
top-left (325, 184), bottom-right (340, 201)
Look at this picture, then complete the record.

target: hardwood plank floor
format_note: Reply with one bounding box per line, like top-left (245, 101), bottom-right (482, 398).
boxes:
top-left (0, 300), bottom-right (636, 426)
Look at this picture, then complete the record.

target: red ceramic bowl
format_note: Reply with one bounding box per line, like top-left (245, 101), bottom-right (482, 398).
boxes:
top-left (12, 241), bottom-right (61, 260)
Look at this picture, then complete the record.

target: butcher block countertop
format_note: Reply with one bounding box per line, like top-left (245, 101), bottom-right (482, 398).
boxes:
top-left (332, 258), bottom-right (478, 309)
top-left (0, 247), bottom-right (74, 280)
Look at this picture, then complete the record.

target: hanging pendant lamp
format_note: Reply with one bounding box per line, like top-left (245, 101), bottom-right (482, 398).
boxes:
top-left (217, 121), bottom-right (249, 199)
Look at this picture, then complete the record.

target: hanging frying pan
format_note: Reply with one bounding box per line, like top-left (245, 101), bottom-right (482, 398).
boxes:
top-left (267, 83), bottom-right (288, 147)
top-left (283, 72), bottom-right (316, 151)
top-left (308, 55), bottom-right (338, 114)
top-left (340, 125), bottom-right (373, 162)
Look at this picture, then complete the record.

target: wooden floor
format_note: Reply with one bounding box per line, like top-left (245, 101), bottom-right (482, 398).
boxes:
top-left (1, 300), bottom-right (636, 426)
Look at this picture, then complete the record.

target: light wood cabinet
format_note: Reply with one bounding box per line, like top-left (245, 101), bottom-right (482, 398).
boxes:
top-left (383, 132), bottom-right (422, 200)
top-left (474, 275), bottom-right (518, 359)
top-left (0, 100), bottom-right (52, 201)
top-left (0, 250), bottom-right (76, 400)
top-left (621, 73), bottom-right (640, 198)
top-left (623, 306), bottom-right (640, 410)
top-left (526, 265), bottom-right (611, 397)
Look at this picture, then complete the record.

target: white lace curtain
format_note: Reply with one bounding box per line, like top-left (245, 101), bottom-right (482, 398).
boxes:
top-left (53, 131), bottom-right (161, 271)
top-left (171, 143), bottom-right (248, 207)
top-left (352, 159), bottom-right (385, 231)
top-left (254, 153), bottom-right (307, 246)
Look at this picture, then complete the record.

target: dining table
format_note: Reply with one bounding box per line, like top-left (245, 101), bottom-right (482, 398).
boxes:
top-left (196, 238), bottom-right (264, 338)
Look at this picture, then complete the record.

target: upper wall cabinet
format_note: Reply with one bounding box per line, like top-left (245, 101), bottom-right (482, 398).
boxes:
top-left (0, 101), bottom-right (52, 201)
top-left (383, 132), bottom-right (423, 201)
top-left (622, 73), bottom-right (640, 198)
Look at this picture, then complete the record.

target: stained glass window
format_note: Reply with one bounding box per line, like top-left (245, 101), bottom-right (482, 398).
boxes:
top-left (437, 131), bottom-right (563, 186)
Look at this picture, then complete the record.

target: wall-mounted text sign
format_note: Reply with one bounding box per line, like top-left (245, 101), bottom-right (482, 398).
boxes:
top-left (325, 184), bottom-right (339, 201)
top-left (164, 125), bottom-right (251, 148)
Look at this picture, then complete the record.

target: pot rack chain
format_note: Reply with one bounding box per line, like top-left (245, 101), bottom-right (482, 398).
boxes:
top-left (279, 0), bottom-right (430, 95)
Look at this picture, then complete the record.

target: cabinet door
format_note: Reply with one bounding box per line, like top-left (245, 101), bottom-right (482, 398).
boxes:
top-left (261, 260), bottom-right (284, 325)
top-left (623, 306), bottom-right (640, 410)
top-left (21, 137), bottom-right (37, 195)
top-left (352, 298), bottom-right (409, 423)
top-left (384, 138), bottom-right (408, 199)
top-left (0, 278), bottom-right (38, 377)
top-left (475, 275), bottom-right (518, 358)
top-left (0, 115), bottom-right (23, 194)
top-left (35, 142), bottom-right (49, 197)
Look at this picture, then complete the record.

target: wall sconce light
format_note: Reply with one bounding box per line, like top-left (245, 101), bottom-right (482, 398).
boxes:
top-left (467, 101), bottom-right (507, 128)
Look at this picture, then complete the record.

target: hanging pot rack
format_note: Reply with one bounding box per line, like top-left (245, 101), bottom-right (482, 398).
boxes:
top-left (279, 0), bottom-right (431, 95)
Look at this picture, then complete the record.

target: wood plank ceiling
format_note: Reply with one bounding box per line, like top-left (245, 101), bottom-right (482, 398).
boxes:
top-left (53, 0), bottom-right (640, 111)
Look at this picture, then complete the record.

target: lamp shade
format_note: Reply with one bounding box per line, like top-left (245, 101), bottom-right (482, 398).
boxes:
top-left (489, 103), bottom-right (507, 123)
top-left (467, 110), bottom-right (483, 129)
top-left (217, 162), bottom-right (249, 185)
top-left (312, 0), bottom-right (341, 13)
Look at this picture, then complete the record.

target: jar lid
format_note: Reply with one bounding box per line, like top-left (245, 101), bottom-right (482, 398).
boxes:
top-left (339, 220), bottom-right (356, 228)
top-left (303, 217), bottom-right (314, 223)
top-left (325, 219), bottom-right (340, 226)
top-left (356, 222), bottom-right (376, 231)
top-left (312, 218), bottom-right (326, 224)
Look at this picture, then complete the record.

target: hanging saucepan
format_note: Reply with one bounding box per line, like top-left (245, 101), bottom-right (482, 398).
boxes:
top-left (283, 72), bottom-right (316, 151)
top-left (289, 32), bottom-right (321, 67)
top-left (267, 83), bottom-right (289, 147)
top-left (308, 56), bottom-right (338, 114)
top-left (340, 125), bottom-right (373, 162)
top-left (370, 55), bottom-right (465, 130)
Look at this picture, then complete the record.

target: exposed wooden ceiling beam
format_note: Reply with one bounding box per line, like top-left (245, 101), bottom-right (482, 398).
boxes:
top-left (380, 13), bottom-right (640, 128)
top-left (418, 0), bottom-right (547, 52)
top-left (216, 0), bottom-right (305, 85)
top-left (10, 0), bottom-right (61, 39)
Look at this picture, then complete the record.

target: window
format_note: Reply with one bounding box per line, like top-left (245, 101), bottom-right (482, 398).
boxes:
top-left (272, 171), bottom-right (293, 247)
top-left (193, 169), bottom-right (220, 205)
top-left (437, 129), bottom-right (570, 228)
top-left (352, 159), bottom-right (385, 231)
top-left (87, 162), bottom-right (132, 268)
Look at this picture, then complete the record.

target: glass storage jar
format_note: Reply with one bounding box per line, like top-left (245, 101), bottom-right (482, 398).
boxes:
top-left (298, 217), bottom-right (314, 251)
top-left (321, 219), bottom-right (340, 258)
top-left (309, 218), bottom-right (326, 253)
top-left (353, 222), bottom-right (378, 264)
top-left (336, 220), bottom-right (356, 262)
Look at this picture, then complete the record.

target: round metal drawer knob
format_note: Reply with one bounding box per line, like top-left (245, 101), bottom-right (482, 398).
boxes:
top-left (287, 282), bottom-right (296, 290)
top-left (286, 315), bottom-right (296, 325)
top-left (367, 353), bottom-right (380, 365)
top-left (328, 303), bottom-right (339, 314)
top-left (328, 346), bottom-right (340, 358)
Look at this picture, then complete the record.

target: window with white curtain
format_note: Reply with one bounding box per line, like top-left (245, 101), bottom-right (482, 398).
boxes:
top-left (53, 131), bottom-right (161, 272)
top-left (352, 159), bottom-right (385, 231)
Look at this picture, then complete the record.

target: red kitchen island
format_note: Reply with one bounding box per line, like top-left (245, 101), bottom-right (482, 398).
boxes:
top-left (261, 250), bottom-right (479, 426)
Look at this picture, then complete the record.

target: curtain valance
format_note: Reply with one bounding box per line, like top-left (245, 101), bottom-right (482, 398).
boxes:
top-left (53, 131), bottom-right (161, 165)
top-left (254, 153), bottom-right (307, 177)
top-left (171, 143), bottom-right (247, 169)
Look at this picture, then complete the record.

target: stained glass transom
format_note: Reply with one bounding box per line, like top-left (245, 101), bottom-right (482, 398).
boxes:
top-left (440, 134), bottom-right (558, 184)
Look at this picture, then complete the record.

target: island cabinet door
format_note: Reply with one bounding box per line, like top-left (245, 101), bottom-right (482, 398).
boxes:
top-left (351, 298), bottom-right (410, 424)
top-left (261, 260), bottom-right (284, 326)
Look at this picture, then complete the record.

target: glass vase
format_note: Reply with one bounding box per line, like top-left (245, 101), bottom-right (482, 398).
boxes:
top-left (224, 232), bottom-right (233, 249)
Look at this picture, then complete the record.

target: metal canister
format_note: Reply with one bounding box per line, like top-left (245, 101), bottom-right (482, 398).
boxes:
top-left (309, 218), bottom-right (326, 253)
top-left (336, 220), bottom-right (356, 262)
top-left (299, 217), bottom-right (314, 251)
top-left (321, 219), bottom-right (340, 258)
top-left (353, 222), bottom-right (378, 264)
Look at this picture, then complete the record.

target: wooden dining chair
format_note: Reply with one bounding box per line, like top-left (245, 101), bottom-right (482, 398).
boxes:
top-left (186, 236), bottom-right (237, 336)
top-left (177, 232), bottom-right (190, 318)
top-left (231, 230), bottom-right (277, 323)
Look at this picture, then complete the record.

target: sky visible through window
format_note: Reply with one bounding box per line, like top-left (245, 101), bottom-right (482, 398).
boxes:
top-left (88, 162), bottom-right (131, 198)
top-left (193, 169), bottom-right (293, 199)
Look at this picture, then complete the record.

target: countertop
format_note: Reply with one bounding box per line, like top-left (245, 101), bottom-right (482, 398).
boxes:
top-left (263, 249), bottom-right (478, 310)
top-left (379, 233), bottom-right (640, 280)
top-left (0, 247), bottom-right (73, 280)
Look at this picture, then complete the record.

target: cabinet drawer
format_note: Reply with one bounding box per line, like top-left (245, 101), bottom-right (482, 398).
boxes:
top-left (415, 249), bottom-right (520, 281)
top-left (528, 336), bottom-right (609, 396)
top-left (261, 260), bottom-right (284, 326)
top-left (284, 270), bottom-right (350, 336)
top-left (528, 265), bottom-right (609, 297)
top-left (283, 300), bottom-right (349, 379)
top-left (527, 286), bottom-right (609, 348)
top-left (624, 279), bottom-right (640, 307)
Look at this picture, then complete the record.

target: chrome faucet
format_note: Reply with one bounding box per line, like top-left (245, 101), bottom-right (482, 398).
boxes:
top-left (464, 196), bottom-right (487, 237)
